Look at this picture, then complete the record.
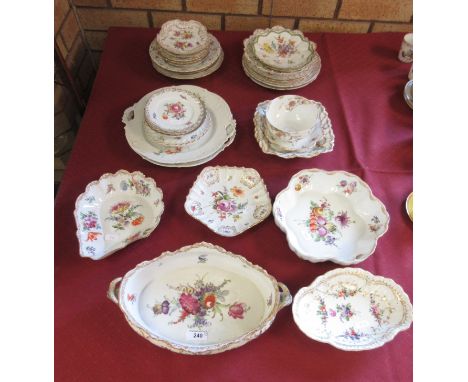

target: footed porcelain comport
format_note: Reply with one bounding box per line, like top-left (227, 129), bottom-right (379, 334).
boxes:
top-left (185, 166), bottom-right (272, 236)
top-left (273, 169), bottom-right (389, 265)
top-left (74, 170), bottom-right (164, 260)
top-left (107, 242), bottom-right (291, 355)
top-left (293, 268), bottom-right (412, 351)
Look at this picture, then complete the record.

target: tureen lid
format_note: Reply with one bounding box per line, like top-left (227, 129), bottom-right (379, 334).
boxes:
top-left (144, 87), bottom-right (206, 136)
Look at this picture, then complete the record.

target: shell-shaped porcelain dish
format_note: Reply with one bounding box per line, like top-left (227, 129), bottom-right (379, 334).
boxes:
top-left (273, 169), bottom-right (389, 265)
top-left (185, 166), bottom-right (272, 237)
top-left (293, 268), bottom-right (412, 351)
top-left (107, 242), bottom-right (291, 355)
top-left (74, 170), bottom-right (164, 260)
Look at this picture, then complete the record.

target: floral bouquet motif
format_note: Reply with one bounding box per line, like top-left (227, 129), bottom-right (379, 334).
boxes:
top-left (212, 186), bottom-right (248, 222)
top-left (151, 276), bottom-right (250, 329)
top-left (304, 198), bottom-right (355, 246)
top-left (106, 201), bottom-right (144, 231)
top-left (261, 35), bottom-right (297, 58)
top-left (161, 101), bottom-right (186, 121)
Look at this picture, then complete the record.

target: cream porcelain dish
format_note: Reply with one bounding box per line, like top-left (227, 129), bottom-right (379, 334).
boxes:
top-left (404, 79), bottom-right (413, 109)
top-left (144, 87), bottom-right (205, 136)
top-left (156, 19), bottom-right (209, 56)
top-left (185, 166), bottom-right (272, 237)
top-left (254, 100), bottom-right (334, 159)
top-left (74, 170), bottom-right (164, 260)
top-left (292, 268), bottom-right (412, 351)
top-left (273, 169), bottom-right (389, 265)
top-left (123, 85), bottom-right (236, 167)
top-left (107, 242), bottom-right (292, 355)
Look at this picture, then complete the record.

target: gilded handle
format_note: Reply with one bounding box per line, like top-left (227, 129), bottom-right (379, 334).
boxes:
top-left (277, 282), bottom-right (292, 311)
top-left (107, 277), bottom-right (122, 304)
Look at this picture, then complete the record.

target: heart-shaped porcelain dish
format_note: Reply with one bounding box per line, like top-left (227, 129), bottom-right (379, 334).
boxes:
top-left (273, 169), bottom-right (389, 265)
top-left (144, 87), bottom-right (206, 136)
top-left (74, 170), bottom-right (164, 260)
top-left (292, 268), bottom-right (412, 351)
top-left (185, 166), bottom-right (272, 237)
top-left (107, 242), bottom-right (292, 355)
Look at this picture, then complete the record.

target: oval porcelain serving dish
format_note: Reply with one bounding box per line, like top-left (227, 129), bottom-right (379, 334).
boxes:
top-left (107, 242), bottom-right (291, 355)
top-left (74, 170), bottom-right (164, 260)
top-left (184, 166), bottom-right (272, 237)
top-left (273, 169), bottom-right (389, 265)
top-left (292, 268), bottom-right (412, 351)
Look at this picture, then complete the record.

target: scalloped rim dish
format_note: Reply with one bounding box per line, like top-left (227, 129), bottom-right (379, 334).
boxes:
top-left (292, 268), bottom-right (412, 351)
top-left (273, 169), bottom-right (389, 265)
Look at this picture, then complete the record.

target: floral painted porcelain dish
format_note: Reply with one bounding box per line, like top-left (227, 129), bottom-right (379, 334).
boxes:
top-left (185, 166), bottom-right (272, 237)
top-left (107, 242), bottom-right (291, 355)
top-left (292, 268), bottom-right (412, 351)
top-left (252, 26), bottom-right (315, 71)
top-left (74, 170), bottom-right (164, 260)
top-left (156, 19), bottom-right (209, 56)
top-left (254, 100), bottom-right (334, 159)
top-left (144, 87), bottom-right (205, 136)
top-left (123, 85), bottom-right (236, 167)
top-left (273, 169), bottom-right (389, 265)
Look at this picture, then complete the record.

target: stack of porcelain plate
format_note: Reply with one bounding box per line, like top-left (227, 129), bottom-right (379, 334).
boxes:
top-left (254, 95), bottom-right (334, 159)
top-left (122, 85), bottom-right (236, 167)
top-left (149, 19), bottom-right (224, 79)
top-left (242, 26), bottom-right (321, 90)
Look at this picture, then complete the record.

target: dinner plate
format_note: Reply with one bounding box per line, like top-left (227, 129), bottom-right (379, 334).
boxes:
top-left (273, 169), bottom-right (389, 265)
top-left (107, 242), bottom-right (292, 355)
top-left (185, 166), bottom-right (272, 236)
top-left (254, 100), bottom-right (334, 158)
top-left (293, 268), bottom-right (412, 351)
top-left (74, 170), bottom-right (164, 260)
top-left (251, 26), bottom-right (315, 71)
top-left (123, 85), bottom-right (236, 166)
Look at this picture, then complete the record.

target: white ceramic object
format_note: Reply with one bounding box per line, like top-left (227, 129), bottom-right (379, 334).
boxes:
top-left (404, 80), bottom-right (413, 109)
top-left (144, 87), bottom-right (205, 136)
top-left (74, 170), bottom-right (164, 260)
top-left (273, 169), bottom-right (389, 265)
top-left (185, 166), bottom-right (272, 237)
top-left (107, 242), bottom-right (292, 355)
top-left (254, 100), bottom-right (334, 159)
top-left (143, 109), bottom-right (211, 148)
top-left (123, 85), bottom-right (236, 167)
top-left (398, 33), bottom-right (413, 63)
top-left (156, 19), bottom-right (209, 56)
top-left (293, 268), bottom-right (412, 351)
top-left (252, 26), bottom-right (315, 71)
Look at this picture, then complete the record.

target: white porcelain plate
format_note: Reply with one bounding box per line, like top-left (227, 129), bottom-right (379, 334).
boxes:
top-left (273, 169), bottom-right (389, 265)
top-left (107, 242), bottom-right (291, 355)
top-left (293, 268), bottom-right (412, 351)
top-left (253, 27), bottom-right (315, 71)
top-left (185, 166), bottom-right (272, 236)
top-left (74, 170), bottom-right (164, 260)
top-left (144, 87), bottom-right (205, 136)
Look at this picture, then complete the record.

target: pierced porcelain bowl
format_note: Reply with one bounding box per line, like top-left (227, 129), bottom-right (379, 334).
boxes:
top-left (273, 169), bottom-right (389, 265)
top-left (74, 170), bottom-right (164, 260)
top-left (107, 242), bottom-right (291, 355)
top-left (144, 87), bottom-right (206, 136)
top-left (185, 166), bottom-right (272, 237)
top-left (293, 268), bottom-right (412, 351)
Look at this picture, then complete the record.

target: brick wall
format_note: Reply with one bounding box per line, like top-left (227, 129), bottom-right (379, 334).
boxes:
top-left (54, 0), bottom-right (412, 192)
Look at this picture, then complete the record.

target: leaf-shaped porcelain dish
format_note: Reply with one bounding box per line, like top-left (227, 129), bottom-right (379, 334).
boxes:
top-left (74, 170), bottom-right (164, 260)
top-left (273, 169), bottom-right (389, 265)
top-left (107, 242), bottom-right (291, 355)
top-left (185, 166), bottom-right (272, 237)
top-left (292, 268), bottom-right (412, 351)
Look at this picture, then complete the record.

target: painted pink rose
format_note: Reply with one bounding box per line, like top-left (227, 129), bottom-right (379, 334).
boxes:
top-left (217, 200), bottom-right (236, 213)
top-left (317, 226), bottom-right (328, 237)
top-left (228, 303), bottom-right (247, 319)
top-left (316, 216), bottom-right (327, 226)
top-left (170, 103), bottom-right (182, 113)
top-left (179, 293), bottom-right (200, 315)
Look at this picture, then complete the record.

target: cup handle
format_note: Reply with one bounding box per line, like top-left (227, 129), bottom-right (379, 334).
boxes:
top-left (277, 282), bottom-right (292, 311)
top-left (107, 277), bottom-right (122, 304)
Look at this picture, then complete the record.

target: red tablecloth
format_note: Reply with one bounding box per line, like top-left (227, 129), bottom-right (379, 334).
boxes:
top-left (55, 28), bottom-right (412, 382)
